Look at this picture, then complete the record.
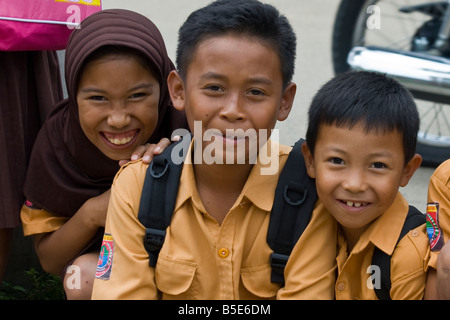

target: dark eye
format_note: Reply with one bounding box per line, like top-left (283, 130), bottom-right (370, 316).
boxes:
top-left (89, 96), bottom-right (106, 101)
top-left (372, 162), bottom-right (387, 169)
top-left (129, 92), bottom-right (147, 99)
top-left (207, 85), bottom-right (222, 92)
top-left (330, 157), bottom-right (344, 165)
top-left (249, 89), bottom-right (265, 96)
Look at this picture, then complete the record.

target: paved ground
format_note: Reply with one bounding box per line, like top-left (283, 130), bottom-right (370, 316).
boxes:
top-left (101, 0), bottom-right (435, 210)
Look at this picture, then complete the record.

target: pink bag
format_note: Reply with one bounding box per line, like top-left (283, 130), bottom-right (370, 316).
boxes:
top-left (0, 0), bottom-right (102, 51)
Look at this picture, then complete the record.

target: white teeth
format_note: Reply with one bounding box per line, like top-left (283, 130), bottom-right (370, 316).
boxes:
top-left (108, 136), bottom-right (133, 145)
top-left (224, 135), bottom-right (245, 140)
top-left (346, 201), bottom-right (362, 207)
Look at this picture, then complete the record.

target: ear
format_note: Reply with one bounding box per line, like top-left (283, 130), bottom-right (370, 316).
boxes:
top-left (301, 141), bottom-right (316, 179)
top-left (400, 153), bottom-right (422, 187)
top-left (167, 70), bottom-right (185, 111)
top-left (277, 82), bottom-right (296, 121)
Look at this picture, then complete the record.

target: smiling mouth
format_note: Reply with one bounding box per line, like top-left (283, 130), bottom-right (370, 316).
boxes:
top-left (209, 133), bottom-right (249, 145)
top-left (340, 200), bottom-right (370, 208)
top-left (102, 130), bottom-right (139, 147)
top-left (224, 135), bottom-right (247, 142)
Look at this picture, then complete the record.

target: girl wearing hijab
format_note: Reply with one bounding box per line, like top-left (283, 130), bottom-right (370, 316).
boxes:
top-left (20, 9), bottom-right (188, 299)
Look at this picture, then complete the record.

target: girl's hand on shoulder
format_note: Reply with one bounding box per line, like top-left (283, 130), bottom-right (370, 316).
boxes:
top-left (118, 136), bottom-right (180, 167)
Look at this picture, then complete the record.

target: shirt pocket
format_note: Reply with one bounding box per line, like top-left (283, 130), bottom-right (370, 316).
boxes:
top-left (240, 264), bottom-right (280, 299)
top-left (155, 255), bottom-right (197, 298)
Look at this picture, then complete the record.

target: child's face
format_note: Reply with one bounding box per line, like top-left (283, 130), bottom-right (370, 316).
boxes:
top-left (77, 55), bottom-right (160, 161)
top-left (303, 122), bottom-right (421, 233)
top-left (169, 34), bottom-right (295, 164)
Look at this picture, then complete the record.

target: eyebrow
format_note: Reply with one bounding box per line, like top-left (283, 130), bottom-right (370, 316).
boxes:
top-left (200, 71), bottom-right (273, 86)
top-left (200, 71), bottom-right (225, 81)
top-left (79, 87), bottom-right (106, 94)
top-left (79, 83), bottom-right (154, 93)
top-left (324, 146), bottom-right (395, 158)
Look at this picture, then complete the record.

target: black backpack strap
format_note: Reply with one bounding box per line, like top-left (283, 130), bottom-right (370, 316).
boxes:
top-left (371, 205), bottom-right (426, 300)
top-left (267, 138), bottom-right (317, 284)
top-left (138, 134), bottom-right (191, 267)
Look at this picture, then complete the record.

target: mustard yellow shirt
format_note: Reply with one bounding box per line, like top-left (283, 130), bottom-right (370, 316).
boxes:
top-left (92, 140), bottom-right (337, 300)
top-left (427, 159), bottom-right (450, 269)
top-left (335, 192), bottom-right (430, 300)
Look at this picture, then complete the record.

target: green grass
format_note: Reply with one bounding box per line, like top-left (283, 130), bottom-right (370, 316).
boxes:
top-left (0, 268), bottom-right (64, 300)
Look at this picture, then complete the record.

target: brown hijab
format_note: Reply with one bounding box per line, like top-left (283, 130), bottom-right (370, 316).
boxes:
top-left (23, 9), bottom-right (188, 217)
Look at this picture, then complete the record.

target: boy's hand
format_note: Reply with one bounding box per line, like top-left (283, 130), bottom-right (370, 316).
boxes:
top-left (118, 137), bottom-right (175, 167)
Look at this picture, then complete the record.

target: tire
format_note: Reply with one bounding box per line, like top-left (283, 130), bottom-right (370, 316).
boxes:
top-left (332, 0), bottom-right (367, 74)
top-left (332, 0), bottom-right (450, 167)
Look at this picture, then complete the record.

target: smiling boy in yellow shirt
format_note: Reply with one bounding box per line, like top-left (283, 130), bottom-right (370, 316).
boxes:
top-left (302, 71), bottom-right (430, 299)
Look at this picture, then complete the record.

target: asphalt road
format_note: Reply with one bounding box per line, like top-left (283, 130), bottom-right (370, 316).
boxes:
top-left (100, 0), bottom-right (435, 210)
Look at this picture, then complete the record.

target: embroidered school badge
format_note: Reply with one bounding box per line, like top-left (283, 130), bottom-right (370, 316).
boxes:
top-left (426, 202), bottom-right (444, 252)
top-left (96, 234), bottom-right (114, 280)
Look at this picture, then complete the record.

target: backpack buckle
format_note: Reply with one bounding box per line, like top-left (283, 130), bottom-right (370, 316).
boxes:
top-left (284, 182), bottom-right (307, 206)
top-left (149, 158), bottom-right (169, 179)
top-left (143, 228), bottom-right (166, 267)
top-left (270, 252), bottom-right (289, 284)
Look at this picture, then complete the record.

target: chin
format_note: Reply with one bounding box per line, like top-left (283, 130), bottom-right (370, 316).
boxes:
top-left (103, 149), bottom-right (132, 162)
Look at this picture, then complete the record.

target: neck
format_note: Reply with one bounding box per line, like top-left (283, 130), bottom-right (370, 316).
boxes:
top-left (342, 225), bottom-right (368, 253)
top-left (194, 162), bottom-right (254, 224)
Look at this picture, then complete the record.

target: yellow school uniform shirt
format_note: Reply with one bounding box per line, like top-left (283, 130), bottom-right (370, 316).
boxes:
top-left (427, 159), bottom-right (450, 269)
top-left (335, 192), bottom-right (430, 300)
top-left (91, 140), bottom-right (337, 300)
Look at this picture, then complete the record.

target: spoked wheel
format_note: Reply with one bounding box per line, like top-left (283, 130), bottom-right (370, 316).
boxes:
top-left (332, 0), bottom-right (450, 166)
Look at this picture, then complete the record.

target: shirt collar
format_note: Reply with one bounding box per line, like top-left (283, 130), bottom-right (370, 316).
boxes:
top-left (351, 192), bottom-right (409, 256)
top-left (174, 138), bottom-right (292, 213)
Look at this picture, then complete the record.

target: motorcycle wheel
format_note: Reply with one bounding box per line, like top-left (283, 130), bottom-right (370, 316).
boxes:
top-left (332, 0), bottom-right (450, 167)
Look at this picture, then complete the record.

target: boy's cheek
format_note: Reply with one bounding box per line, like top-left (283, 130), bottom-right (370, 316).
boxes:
top-left (315, 170), bottom-right (339, 194)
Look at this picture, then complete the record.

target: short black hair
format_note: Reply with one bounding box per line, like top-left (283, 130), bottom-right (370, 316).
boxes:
top-left (176, 0), bottom-right (296, 88)
top-left (305, 71), bottom-right (420, 164)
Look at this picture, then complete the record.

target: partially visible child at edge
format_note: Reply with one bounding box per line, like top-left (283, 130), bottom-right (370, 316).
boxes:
top-left (91, 0), bottom-right (337, 300)
top-left (20, 9), bottom-right (188, 299)
top-left (0, 51), bottom-right (62, 282)
top-left (424, 158), bottom-right (450, 299)
top-left (301, 71), bottom-right (432, 299)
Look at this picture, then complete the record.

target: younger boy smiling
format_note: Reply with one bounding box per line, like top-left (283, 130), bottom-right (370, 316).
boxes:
top-left (302, 71), bottom-right (430, 299)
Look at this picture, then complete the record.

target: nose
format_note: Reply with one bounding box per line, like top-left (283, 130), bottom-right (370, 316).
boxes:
top-left (219, 93), bottom-right (245, 122)
top-left (107, 103), bottom-right (131, 128)
top-left (342, 169), bottom-right (368, 193)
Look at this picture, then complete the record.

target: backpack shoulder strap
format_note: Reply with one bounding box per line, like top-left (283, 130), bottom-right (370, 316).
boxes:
top-left (267, 138), bottom-right (317, 284)
top-left (371, 205), bottom-right (426, 300)
top-left (138, 134), bottom-right (191, 267)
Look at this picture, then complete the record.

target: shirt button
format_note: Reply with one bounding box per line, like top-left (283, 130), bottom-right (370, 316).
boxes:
top-left (411, 230), bottom-right (419, 237)
top-left (218, 248), bottom-right (229, 258)
top-left (336, 282), bottom-right (346, 291)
